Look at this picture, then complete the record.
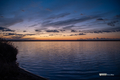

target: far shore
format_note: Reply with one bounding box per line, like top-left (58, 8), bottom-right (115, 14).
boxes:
top-left (7, 40), bottom-right (120, 41)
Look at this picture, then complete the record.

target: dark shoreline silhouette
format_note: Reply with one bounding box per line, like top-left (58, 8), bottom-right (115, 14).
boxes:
top-left (0, 38), bottom-right (47, 80)
top-left (8, 40), bottom-right (120, 41)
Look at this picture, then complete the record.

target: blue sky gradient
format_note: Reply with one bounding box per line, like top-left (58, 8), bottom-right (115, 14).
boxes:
top-left (0, 0), bottom-right (120, 40)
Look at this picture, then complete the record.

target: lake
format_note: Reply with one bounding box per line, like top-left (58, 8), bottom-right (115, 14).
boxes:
top-left (13, 41), bottom-right (120, 80)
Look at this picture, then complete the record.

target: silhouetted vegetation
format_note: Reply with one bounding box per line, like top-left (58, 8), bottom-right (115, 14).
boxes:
top-left (0, 38), bottom-right (19, 80)
top-left (0, 38), bottom-right (18, 62)
top-left (0, 38), bottom-right (47, 80)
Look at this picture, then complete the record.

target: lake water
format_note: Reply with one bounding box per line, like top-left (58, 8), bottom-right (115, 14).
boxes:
top-left (14, 41), bottom-right (120, 80)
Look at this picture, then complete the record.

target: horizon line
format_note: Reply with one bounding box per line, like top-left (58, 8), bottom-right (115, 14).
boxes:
top-left (7, 40), bottom-right (120, 41)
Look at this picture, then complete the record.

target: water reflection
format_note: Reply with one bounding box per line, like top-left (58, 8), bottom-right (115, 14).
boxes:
top-left (14, 41), bottom-right (120, 80)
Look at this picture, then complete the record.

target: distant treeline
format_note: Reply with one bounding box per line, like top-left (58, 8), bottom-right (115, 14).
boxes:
top-left (7, 40), bottom-right (120, 41)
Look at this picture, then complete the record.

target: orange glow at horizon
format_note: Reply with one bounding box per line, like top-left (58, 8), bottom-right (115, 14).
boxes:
top-left (1, 32), bottom-right (120, 40)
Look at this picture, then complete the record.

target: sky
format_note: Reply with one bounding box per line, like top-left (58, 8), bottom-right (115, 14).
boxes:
top-left (0, 0), bottom-right (120, 40)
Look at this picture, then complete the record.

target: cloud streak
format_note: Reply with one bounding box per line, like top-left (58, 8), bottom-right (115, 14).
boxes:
top-left (42, 15), bottom-right (100, 27)
top-left (46, 30), bottom-right (59, 32)
top-left (47, 13), bottom-right (70, 19)
top-left (63, 25), bottom-right (75, 29)
top-left (96, 18), bottom-right (104, 21)
top-left (29, 24), bottom-right (38, 27)
top-left (86, 27), bottom-right (120, 33)
top-left (0, 27), bottom-right (15, 32)
top-left (3, 33), bottom-right (36, 39)
top-left (71, 30), bottom-right (77, 32)
top-left (70, 33), bottom-right (86, 36)
top-left (35, 29), bottom-right (41, 32)
top-left (107, 20), bottom-right (119, 27)
top-left (0, 17), bottom-right (23, 27)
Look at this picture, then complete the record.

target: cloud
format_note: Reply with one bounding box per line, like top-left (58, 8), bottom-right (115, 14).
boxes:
top-left (46, 30), bottom-right (59, 32)
top-left (63, 25), bottom-right (74, 29)
top-left (96, 18), bottom-right (104, 21)
top-left (11, 36), bottom-right (25, 39)
top-left (0, 17), bottom-right (23, 27)
top-left (23, 30), bottom-right (27, 32)
top-left (42, 20), bottom-right (51, 24)
top-left (87, 27), bottom-right (120, 33)
top-left (79, 33), bottom-right (86, 35)
top-left (49, 34), bottom-right (62, 36)
top-left (0, 27), bottom-right (6, 30)
top-left (29, 24), bottom-right (38, 27)
top-left (3, 33), bottom-right (36, 36)
top-left (4, 33), bottom-right (24, 36)
top-left (4, 33), bottom-right (25, 39)
top-left (35, 29), bottom-right (41, 32)
top-left (107, 20), bottom-right (119, 26)
top-left (60, 30), bottom-right (65, 32)
top-left (3, 33), bottom-right (16, 36)
top-left (115, 15), bottom-right (120, 18)
top-left (71, 30), bottom-right (77, 32)
top-left (25, 34), bottom-right (36, 36)
top-left (42, 15), bottom-right (99, 27)
top-left (93, 31), bottom-right (103, 33)
top-left (0, 27), bottom-right (15, 32)
top-left (70, 33), bottom-right (86, 36)
top-left (7, 33), bottom-right (16, 35)
top-left (0, 16), bottom-right (4, 18)
top-left (47, 13), bottom-right (70, 19)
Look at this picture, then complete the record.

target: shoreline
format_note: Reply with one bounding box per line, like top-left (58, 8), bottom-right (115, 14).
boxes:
top-left (0, 38), bottom-right (48, 80)
top-left (18, 67), bottom-right (48, 80)
top-left (8, 40), bottom-right (120, 41)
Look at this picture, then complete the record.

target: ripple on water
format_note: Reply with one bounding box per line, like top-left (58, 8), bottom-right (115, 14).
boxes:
top-left (15, 41), bottom-right (120, 80)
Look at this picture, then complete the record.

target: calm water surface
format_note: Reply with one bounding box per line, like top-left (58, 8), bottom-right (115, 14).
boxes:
top-left (14, 41), bottom-right (120, 80)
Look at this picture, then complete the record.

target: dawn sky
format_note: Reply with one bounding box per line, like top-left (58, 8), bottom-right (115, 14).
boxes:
top-left (0, 0), bottom-right (120, 40)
